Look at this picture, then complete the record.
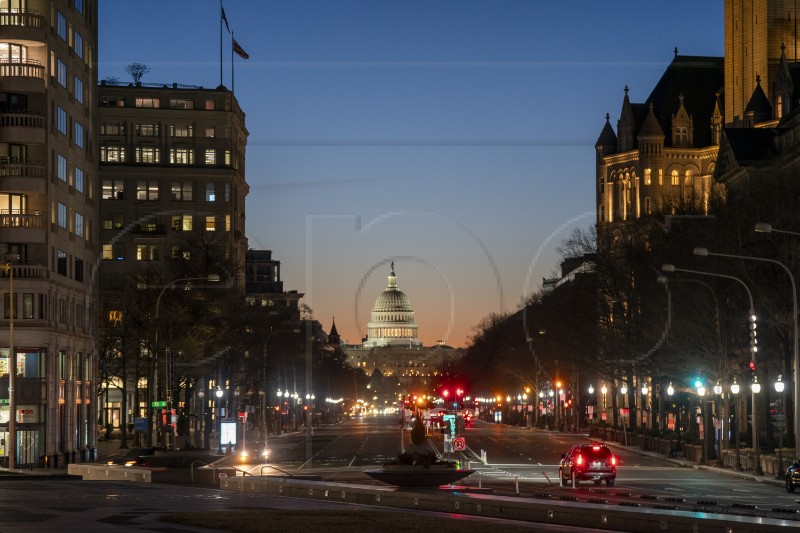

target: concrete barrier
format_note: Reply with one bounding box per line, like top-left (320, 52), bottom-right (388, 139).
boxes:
top-left (67, 464), bottom-right (153, 482)
top-left (221, 475), bottom-right (798, 533)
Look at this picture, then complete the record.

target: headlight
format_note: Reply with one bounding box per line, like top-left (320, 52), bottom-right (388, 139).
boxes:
top-left (261, 449), bottom-right (270, 459)
top-left (239, 451), bottom-right (248, 461)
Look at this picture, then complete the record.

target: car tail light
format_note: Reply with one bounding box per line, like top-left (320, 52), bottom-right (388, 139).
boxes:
top-left (611, 455), bottom-right (617, 466)
top-left (576, 454), bottom-right (584, 466)
top-left (592, 445), bottom-right (601, 451)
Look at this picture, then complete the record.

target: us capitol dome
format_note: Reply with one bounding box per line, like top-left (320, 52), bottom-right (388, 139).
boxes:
top-left (364, 263), bottom-right (422, 348)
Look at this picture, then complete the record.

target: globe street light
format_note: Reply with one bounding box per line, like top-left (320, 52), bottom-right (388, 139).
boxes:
top-left (696, 243), bottom-right (799, 455)
top-left (713, 381), bottom-right (724, 467)
top-left (731, 379), bottom-right (742, 471)
top-left (215, 386), bottom-right (224, 453)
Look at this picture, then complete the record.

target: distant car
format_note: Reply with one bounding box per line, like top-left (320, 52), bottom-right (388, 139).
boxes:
top-left (559, 443), bottom-right (617, 487)
top-left (237, 444), bottom-right (271, 464)
top-left (106, 446), bottom-right (156, 467)
top-left (785, 460), bottom-right (800, 492)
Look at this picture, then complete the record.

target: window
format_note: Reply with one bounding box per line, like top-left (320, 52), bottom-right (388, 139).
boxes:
top-left (171, 245), bottom-right (191, 260)
top-left (644, 168), bottom-right (651, 186)
top-left (56, 58), bottom-right (67, 87)
top-left (135, 98), bottom-right (159, 108)
top-left (136, 244), bottom-right (159, 261)
top-left (57, 202), bottom-right (67, 229)
top-left (205, 99), bottom-right (215, 110)
top-left (224, 150), bottom-right (231, 166)
top-left (73, 30), bottom-right (83, 59)
top-left (101, 180), bottom-right (124, 200)
top-left (671, 170), bottom-right (679, 186)
top-left (57, 154), bottom-right (67, 182)
top-left (100, 123), bottom-right (123, 135)
top-left (102, 212), bottom-right (123, 230)
top-left (170, 99), bottom-right (193, 109)
top-left (169, 148), bottom-right (193, 164)
top-left (0, 43), bottom-right (28, 63)
top-left (658, 169), bottom-right (663, 186)
top-left (100, 146), bottom-right (125, 162)
top-left (22, 293), bottom-right (33, 319)
top-left (38, 294), bottom-right (45, 319)
top-left (73, 76), bottom-right (84, 104)
top-left (74, 166), bottom-right (84, 192)
top-left (171, 214), bottom-right (192, 231)
top-left (136, 181), bottom-right (159, 201)
top-left (171, 182), bottom-right (192, 201)
top-left (203, 182), bottom-right (215, 201)
top-left (56, 10), bottom-right (67, 40)
top-left (645, 197), bottom-right (652, 214)
top-left (205, 215), bottom-right (216, 231)
top-left (205, 126), bottom-right (215, 138)
top-left (74, 121), bottom-right (84, 148)
top-left (135, 147), bottom-right (160, 163)
top-left (225, 214), bottom-right (231, 231)
top-left (3, 293), bottom-right (17, 320)
top-left (57, 106), bottom-right (67, 135)
top-left (75, 259), bottom-right (83, 282)
top-left (100, 96), bottom-right (125, 107)
top-left (102, 244), bottom-right (124, 260)
top-left (204, 149), bottom-right (216, 165)
top-left (74, 0), bottom-right (84, 15)
top-left (135, 124), bottom-right (159, 136)
top-left (74, 212), bottom-right (84, 238)
top-left (169, 124), bottom-right (192, 137)
top-left (57, 250), bottom-right (67, 276)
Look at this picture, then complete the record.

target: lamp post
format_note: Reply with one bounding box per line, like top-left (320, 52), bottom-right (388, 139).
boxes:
top-left (697, 382), bottom-right (708, 465)
top-left (641, 383), bottom-right (649, 430)
top-left (215, 386), bottom-right (224, 453)
top-left (775, 375), bottom-right (786, 479)
top-left (713, 381), bottom-right (724, 467)
top-left (1, 254), bottom-right (18, 469)
top-left (731, 379), bottom-right (742, 471)
top-left (697, 242), bottom-right (799, 455)
top-left (662, 263), bottom-right (759, 471)
top-left (152, 274), bottom-right (221, 449)
top-left (197, 386), bottom-right (205, 450)
top-left (667, 382), bottom-right (678, 454)
top-left (601, 384), bottom-right (607, 423)
top-left (751, 377), bottom-right (764, 475)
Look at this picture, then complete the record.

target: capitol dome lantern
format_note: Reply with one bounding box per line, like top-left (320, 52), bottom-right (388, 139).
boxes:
top-left (364, 263), bottom-right (422, 348)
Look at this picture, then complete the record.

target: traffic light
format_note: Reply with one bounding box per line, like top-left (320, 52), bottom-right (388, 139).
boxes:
top-left (749, 360), bottom-right (756, 373)
top-left (749, 313), bottom-right (758, 359)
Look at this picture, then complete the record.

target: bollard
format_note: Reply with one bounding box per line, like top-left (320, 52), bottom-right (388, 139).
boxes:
top-left (479, 471), bottom-right (482, 489)
top-left (515, 475), bottom-right (519, 495)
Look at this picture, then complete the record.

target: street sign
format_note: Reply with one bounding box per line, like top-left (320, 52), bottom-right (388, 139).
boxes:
top-left (452, 437), bottom-right (466, 451)
top-left (151, 401), bottom-right (167, 408)
top-left (134, 417), bottom-right (149, 432)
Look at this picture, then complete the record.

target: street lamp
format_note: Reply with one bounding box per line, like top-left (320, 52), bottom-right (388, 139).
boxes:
top-left (697, 383), bottom-right (709, 465)
top-left (775, 375), bottom-right (786, 479)
top-left (215, 386), bottom-right (224, 453)
top-left (731, 379), bottom-right (742, 471)
top-left (197, 386), bottom-right (206, 450)
top-left (152, 274), bottom-right (221, 449)
top-left (1, 254), bottom-right (18, 469)
top-left (696, 243), bottom-right (799, 454)
top-left (751, 376), bottom-right (764, 475)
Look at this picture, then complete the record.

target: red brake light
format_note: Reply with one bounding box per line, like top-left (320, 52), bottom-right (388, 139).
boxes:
top-left (611, 455), bottom-right (617, 466)
top-left (592, 445), bottom-right (601, 451)
top-left (575, 454), bottom-right (584, 466)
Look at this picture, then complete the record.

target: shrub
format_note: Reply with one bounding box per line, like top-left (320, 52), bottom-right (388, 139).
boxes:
top-left (411, 416), bottom-right (426, 445)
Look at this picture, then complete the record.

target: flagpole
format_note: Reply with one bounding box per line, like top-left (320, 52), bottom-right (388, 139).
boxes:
top-left (219, 0), bottom-right (223, 87)
top-left (231, 31), bottom-right (235, 94)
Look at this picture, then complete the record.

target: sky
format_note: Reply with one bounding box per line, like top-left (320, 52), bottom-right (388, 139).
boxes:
top-left (99, 1), bottom-right (723, 348)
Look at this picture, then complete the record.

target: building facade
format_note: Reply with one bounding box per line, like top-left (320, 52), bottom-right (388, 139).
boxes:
top-left (97, 82), bottom-right (249, 436)
top-left (0, 0), bottom-right (98, 467)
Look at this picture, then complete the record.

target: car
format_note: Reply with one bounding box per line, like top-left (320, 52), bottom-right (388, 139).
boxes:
top-left (559, 443), bottom-right (617, 487)
top-left (785, 460), bottom-right (800, 492)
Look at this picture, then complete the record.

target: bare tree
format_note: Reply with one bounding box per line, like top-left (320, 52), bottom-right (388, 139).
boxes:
top-left (125, 62), bottom-right (150, 84)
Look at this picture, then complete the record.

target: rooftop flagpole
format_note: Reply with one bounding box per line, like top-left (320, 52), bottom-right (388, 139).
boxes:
top-left (219, 0), bottom-right (223, 86)
top-left (231, 31), bottom-right (235, 94)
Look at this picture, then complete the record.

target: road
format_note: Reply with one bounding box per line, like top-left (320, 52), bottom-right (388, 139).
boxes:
top-left (243, 414), bottom-right (800, 520)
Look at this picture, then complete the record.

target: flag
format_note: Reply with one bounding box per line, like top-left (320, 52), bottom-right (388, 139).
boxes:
top-left (233, 38), bottom-right (249, 59)
top-left (221, 4), bottom-right (230, 33)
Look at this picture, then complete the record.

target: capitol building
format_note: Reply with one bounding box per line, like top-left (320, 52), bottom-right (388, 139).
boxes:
top-left (344, 264), bottom-right (462, 397)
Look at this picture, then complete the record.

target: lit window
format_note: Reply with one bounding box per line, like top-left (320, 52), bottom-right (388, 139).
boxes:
top-left (100, 146), bottom-right (125, 162)
top-left (205, 99), bottom-right (215, 110)
top-left (135, 147), bottom-right (160, 163)
top-left (171, 214), bottom-right (192, 231)
top-left (225, 214), bottom-right (231, 231)
top-left (205, 127), bottom-right (215, 138)
top-left (644, 168), bottom-right (651, 186)
top-left (206, 182), bottom-right (215, 201)
top-left (136, 181), bottom-right (159, 201)
top-left (135, 98), bottom-right (160, 108)
top-left (136, 124), bottom-right (159, 136)
top-left (100, 123), bottom-right (122, 135)
top-left (136, 244), bottom-right (159, 261)
top-left (169, 124), bottom-right (192, 137)
top-left (101, 180), bottom-right (124, 200)
top-left (671, 170), bottom-right (679, 186)
top-left (57, 250), bottom-right (67, 276)
top-left (171, 182), bottom-right (192, 201)
top-left (205, 149), bottom-right (216, 165)
top-left (169, 148), bottom-right (193, 165)
top-left (205, 216), bottom-right (216, 231)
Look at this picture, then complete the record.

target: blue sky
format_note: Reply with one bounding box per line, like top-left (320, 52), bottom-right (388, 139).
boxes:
top-left (100, 1), bottom-right (723, 347)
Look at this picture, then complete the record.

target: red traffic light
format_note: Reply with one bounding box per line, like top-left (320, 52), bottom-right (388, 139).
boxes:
top-left (749, 361), bottom-right (756, 372)
top-left (456, 387), bottom-right (464, 397)
top-left (442, 389), bottom-right (450, 398)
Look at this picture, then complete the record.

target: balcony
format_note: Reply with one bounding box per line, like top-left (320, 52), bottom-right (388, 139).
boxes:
top-left (0, 262), bottom-right (48, 280)
top-left (0, 11), bottom-right (45, 42)
top-left (0, 60), bottom-right (45, 93)
top-left (0, 209), bottom-right (46, 243)
top-left (0, 158), bottom-right (46, 193)
top-left (133, 223), bottom-right (166, 235)
top-left (0, 110), bottom-right (45, 144)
